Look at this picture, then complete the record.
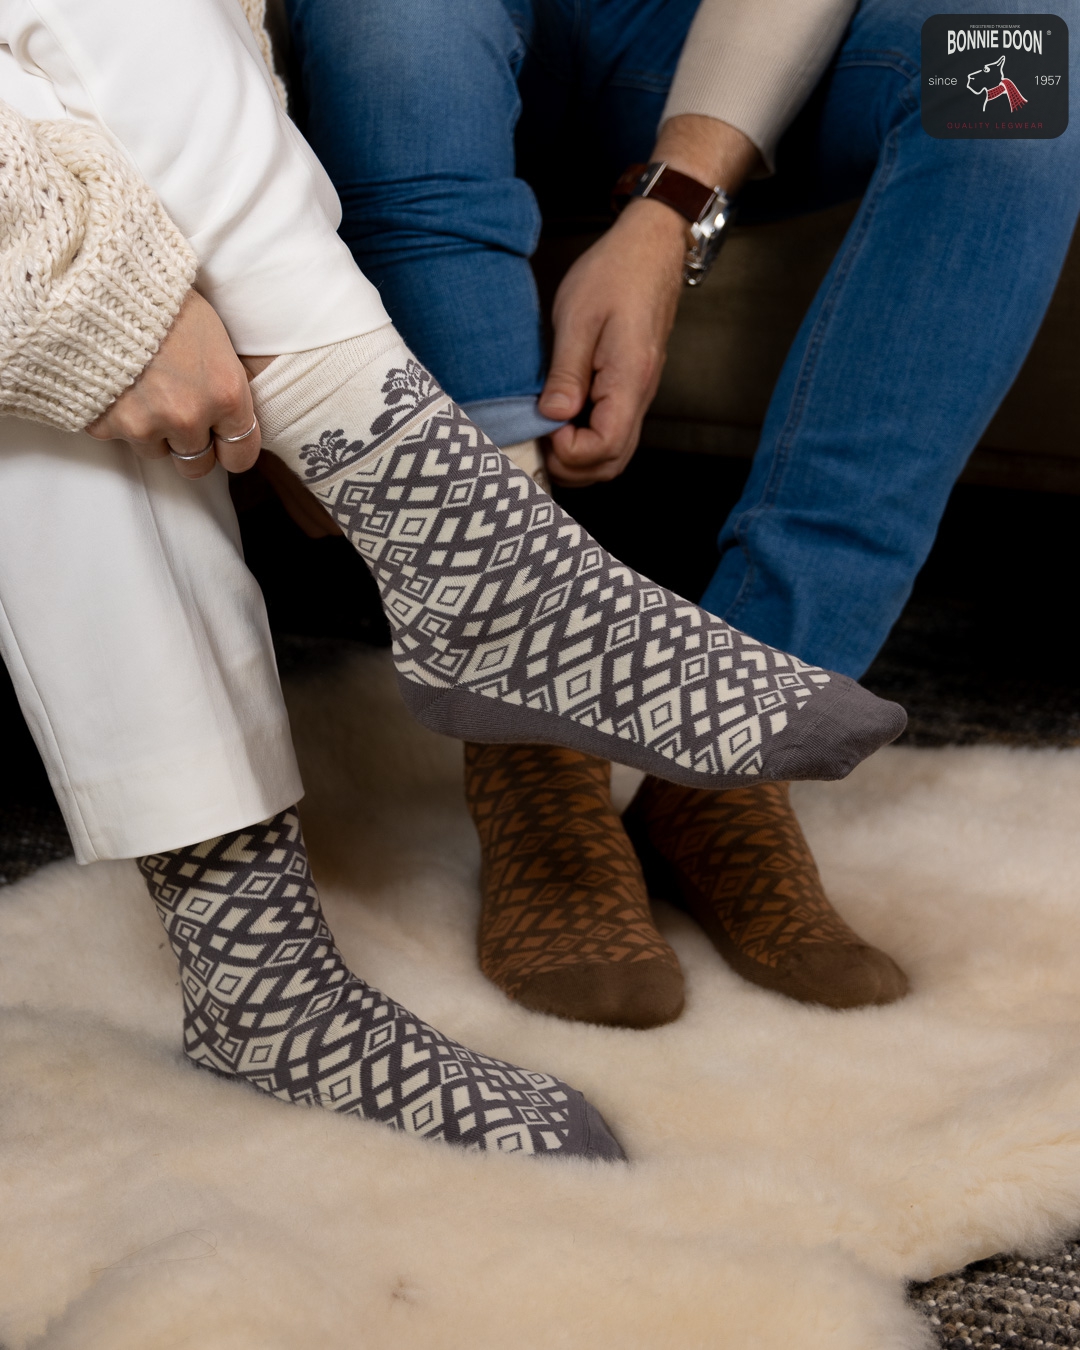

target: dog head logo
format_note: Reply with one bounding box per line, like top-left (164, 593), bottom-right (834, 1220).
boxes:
top-left (967, 54), bottom-right (1028, 112)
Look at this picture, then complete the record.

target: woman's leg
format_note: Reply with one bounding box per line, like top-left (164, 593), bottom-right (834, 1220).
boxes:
top-left (0, 421), bottom-right (300, 863)
top-left (138, 806), bottom-right (624, 1159)
top-left (250, 325), bottom-right (905, 792)
top-left (0, 425), bottom-right (624, 1158)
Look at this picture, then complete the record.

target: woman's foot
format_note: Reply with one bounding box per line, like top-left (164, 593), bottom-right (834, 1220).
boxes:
top-left (623, 778), bottom-right (908, 1009)
top-left (466, 742), bottom-right (684, 1029)
top-left (251, 330), bottom-right (906, 792)
top-left (137, 809), bottom-right (625, 1160)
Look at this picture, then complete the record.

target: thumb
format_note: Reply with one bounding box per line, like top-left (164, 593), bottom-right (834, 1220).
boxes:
top-left (538, 314), bottom-right (600, 422)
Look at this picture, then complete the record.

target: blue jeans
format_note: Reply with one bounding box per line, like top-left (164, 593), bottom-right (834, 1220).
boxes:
top-left (287, 0), bottom-right (1080, 677)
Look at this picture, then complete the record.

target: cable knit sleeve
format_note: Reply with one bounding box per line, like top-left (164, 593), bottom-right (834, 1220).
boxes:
top-left (0, 99), bottom-right (198, 432)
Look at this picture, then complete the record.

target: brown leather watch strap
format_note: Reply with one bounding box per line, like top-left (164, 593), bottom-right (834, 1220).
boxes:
top-left (612, 162), bottom-right (715, 225)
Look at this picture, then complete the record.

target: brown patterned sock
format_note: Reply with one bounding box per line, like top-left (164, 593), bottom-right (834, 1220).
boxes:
top-left (623, 778), bottom-right (908, 1009)
top-left (465, 742), bottom-right (684, 1029)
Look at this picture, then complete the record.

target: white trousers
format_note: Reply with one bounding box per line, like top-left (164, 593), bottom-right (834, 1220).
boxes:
top-left (0, 427), bottom-right (304, 863)
top-left (0, 1), bottom-right (391, 862)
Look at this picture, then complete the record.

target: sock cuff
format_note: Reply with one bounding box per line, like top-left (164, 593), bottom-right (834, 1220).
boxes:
top-left (251, 322), bottom-right (408, 448)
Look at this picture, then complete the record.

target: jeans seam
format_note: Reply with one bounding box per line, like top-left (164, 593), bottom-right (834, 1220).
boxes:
top-left (723, 116), bottom-right (906, 632)
top-left (609, 69), bottom-right (674, 93)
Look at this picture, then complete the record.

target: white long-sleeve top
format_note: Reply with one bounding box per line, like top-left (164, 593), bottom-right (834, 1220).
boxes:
top-left (0, 0), bottom-right (389, 351)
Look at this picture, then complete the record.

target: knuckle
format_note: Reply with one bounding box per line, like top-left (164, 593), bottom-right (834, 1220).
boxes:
top-left (218, 374), bottom-right (248, 415)
top-left (173, 410), bottom-right (203, 441)
top-left (126, 417), bottom-right (156, 444)
top-left (636, 347), bottom-right (663, 382)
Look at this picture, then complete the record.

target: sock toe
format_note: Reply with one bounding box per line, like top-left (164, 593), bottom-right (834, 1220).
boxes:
top-left (774, 942), bottom-right (910, 1009)
top-left (581, 1102), bottom-right (628, 1163)
top-left (513, 956), bottom-right (685, 1030)
top-left (767, 676), bottom-right (907, 782)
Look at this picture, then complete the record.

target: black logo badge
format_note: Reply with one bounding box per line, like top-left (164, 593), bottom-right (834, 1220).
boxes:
top-left (922, 14), bottom-right (1068, 138)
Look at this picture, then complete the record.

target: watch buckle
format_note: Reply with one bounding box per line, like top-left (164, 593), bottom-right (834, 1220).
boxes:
top-left (683, 192), bottom-right (734, 287)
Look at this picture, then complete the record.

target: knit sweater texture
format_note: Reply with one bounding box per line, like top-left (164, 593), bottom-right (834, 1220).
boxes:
top-left (0, 0), bottom-right (284, 433)
top-left (0, 102), bottom-right (198, 432)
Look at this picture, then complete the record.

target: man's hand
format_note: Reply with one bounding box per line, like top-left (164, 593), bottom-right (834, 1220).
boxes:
top-left (539, 201), bottom-right (685, 485)
top-left (538, 115), bottom-right (761, 487)
top-left (87, 290), bottom-right (260, 479)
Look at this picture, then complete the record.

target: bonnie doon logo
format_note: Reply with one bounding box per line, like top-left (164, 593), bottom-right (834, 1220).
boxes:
top-left (921, 14), bottom-right (1068, 139)
top-left (967, 54), bottom-right (1027, 112)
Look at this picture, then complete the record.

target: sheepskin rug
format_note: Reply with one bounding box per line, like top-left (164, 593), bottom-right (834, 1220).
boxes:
top-left (5, 648), bottom-right (1080, 1350)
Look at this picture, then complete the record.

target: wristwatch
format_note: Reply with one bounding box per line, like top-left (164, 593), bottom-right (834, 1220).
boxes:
top-left (612, 161), bottom-right (734, 287)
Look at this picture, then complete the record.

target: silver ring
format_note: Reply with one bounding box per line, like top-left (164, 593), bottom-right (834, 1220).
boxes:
top-left (168, 437), bottom-right (215, 462)
top-left (217, 414), bottom-right (259, 444)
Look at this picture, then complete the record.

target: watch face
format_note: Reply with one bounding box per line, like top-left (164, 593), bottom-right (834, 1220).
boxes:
top-left (921, 14), bottom-right (1069, 139)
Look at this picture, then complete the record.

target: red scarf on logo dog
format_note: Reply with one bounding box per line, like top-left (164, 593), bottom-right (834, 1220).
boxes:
top-left (985, 78), bottom-right (1027, 112)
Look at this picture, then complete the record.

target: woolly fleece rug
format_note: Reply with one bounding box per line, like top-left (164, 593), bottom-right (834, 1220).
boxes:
top-left (4, 648), bottom-right (1080, 1350)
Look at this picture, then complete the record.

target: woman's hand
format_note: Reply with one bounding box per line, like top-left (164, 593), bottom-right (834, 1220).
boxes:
top-left (87, 290), bottom-right (260, 479)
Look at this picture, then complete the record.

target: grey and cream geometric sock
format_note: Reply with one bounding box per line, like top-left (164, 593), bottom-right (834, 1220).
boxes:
top-left (252, 328), bottom-right (906, 792)
top-left (137, 809), bottom-right (625, 1161)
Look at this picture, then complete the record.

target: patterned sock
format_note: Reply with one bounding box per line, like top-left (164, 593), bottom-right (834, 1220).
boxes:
top-left (623, 778), bottom-right (908, 1008)
top-left (252, 327), bottom-right (906, 791)
top-left (465, 742), bottom-right (684, 1029)
top-left (136, 809), bottom-right (625, 1160)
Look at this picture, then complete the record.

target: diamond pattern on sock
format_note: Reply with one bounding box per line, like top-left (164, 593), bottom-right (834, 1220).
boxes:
top-left (261, 356), bottom-right (903, 790)
top-left (465, 742), bottom-right (684, 1027)
top-left (623, 779), bottom-right (908, 1008)
top-left (137, 809), bottom-right (625, 1158)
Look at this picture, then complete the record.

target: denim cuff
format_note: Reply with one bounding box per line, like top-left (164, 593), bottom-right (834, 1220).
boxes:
top-left (461, 396), bottom-right (566, 448)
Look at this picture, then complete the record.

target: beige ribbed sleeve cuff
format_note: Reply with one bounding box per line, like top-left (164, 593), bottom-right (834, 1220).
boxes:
top-left (662, 0), bottom-right (858, 171)
top-left (1, 104), bottom-right (198, 433)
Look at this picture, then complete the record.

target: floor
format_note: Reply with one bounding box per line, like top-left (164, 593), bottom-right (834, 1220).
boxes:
top-left (2, 450), bottom-right (1078, 1348)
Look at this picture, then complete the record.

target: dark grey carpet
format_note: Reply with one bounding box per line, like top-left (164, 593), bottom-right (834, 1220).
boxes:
top-left (911, 1247), bottom-right (1080, 1349)
top-left (0, 803), bottom-right (73, 888)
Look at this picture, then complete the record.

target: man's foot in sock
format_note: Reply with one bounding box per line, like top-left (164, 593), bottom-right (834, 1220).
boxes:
top-left (623, 778), bottom-right (908, 1009)
top-left (465, 742), bottom-right (684, 1029)
top-left (251, 331), bottom-right (906, 793)
top-left (137, 809), bottom-right (625, 1160)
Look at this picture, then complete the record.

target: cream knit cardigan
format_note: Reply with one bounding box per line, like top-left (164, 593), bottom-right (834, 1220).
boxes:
top-left (0, 0), bottom-right (280, 432)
